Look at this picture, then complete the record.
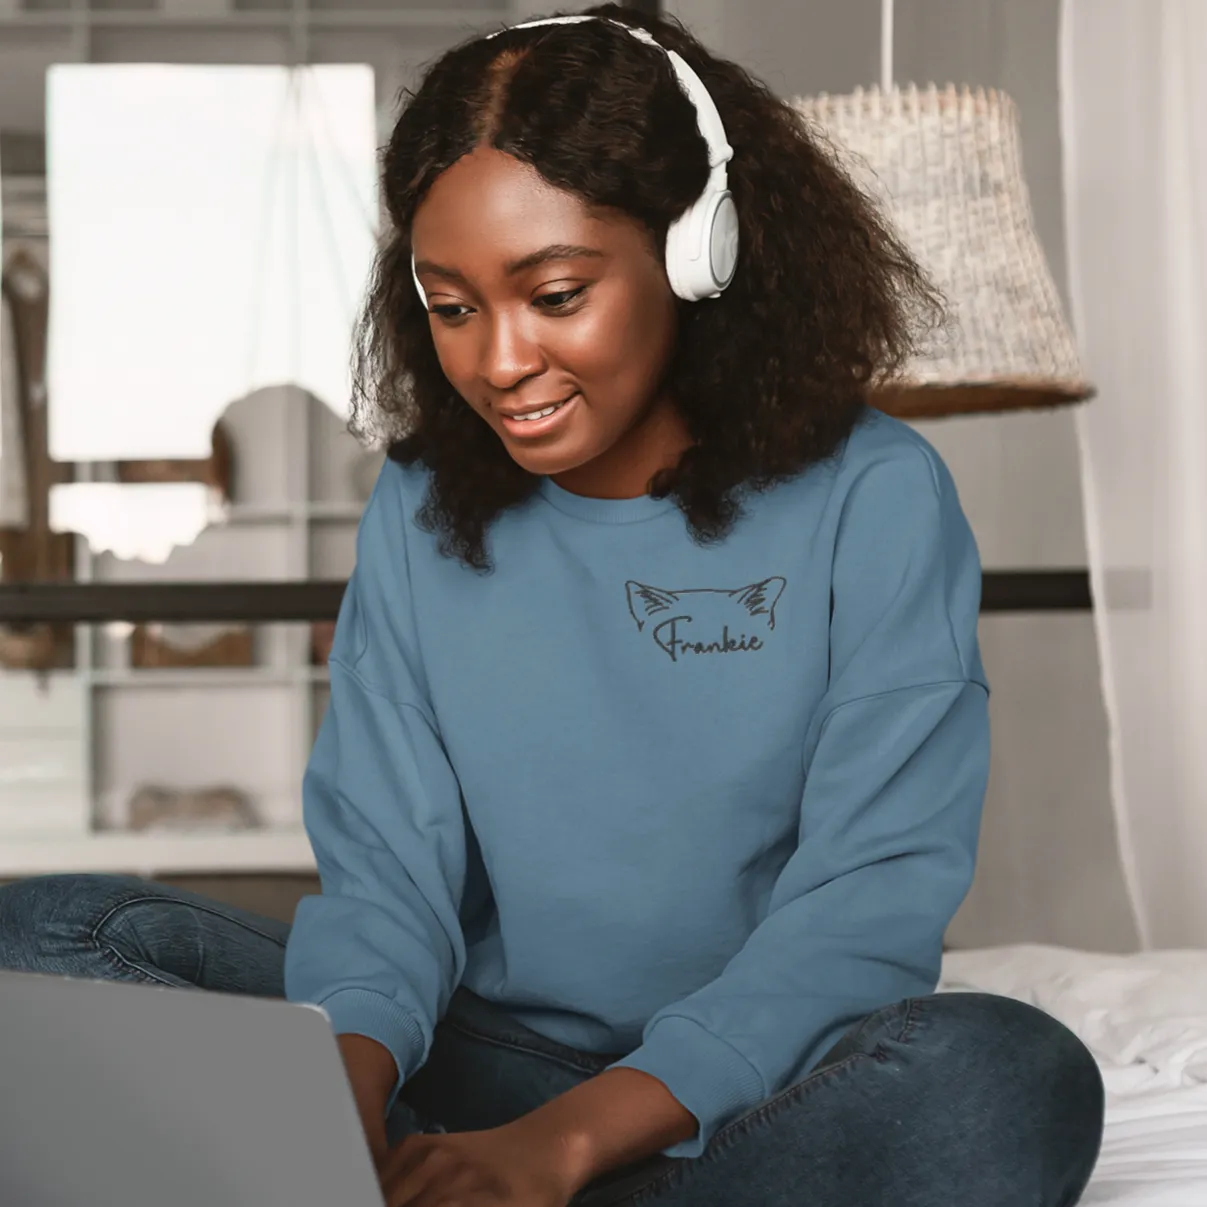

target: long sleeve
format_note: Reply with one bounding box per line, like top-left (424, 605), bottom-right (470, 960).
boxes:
top-left (609, 441), bottom-right (991, 1157)
top-left (284, 465), bottom-right (468, 1106)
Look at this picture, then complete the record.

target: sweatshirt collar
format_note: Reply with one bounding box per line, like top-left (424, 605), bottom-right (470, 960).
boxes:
top-left (537, 477), bottom-right (678, 524)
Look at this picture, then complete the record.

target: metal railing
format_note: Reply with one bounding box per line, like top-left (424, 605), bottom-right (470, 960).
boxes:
top-left (0, 571), bottom-right (1091, 624)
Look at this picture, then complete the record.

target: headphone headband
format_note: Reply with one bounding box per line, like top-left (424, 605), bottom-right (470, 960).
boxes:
top-left (489, 17), bottom-right (733, 177)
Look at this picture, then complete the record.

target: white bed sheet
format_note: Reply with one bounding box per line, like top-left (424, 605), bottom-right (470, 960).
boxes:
top-left (939, 945), bottom-right (1207, 1206)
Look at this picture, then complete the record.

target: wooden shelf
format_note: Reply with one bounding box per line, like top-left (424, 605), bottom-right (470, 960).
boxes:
top-left (86, 666), bottom-right (329, 688)
top-left (0, 828), bottom-right (316, 876)
top-left (223, 502), bottom-right (364, 525)
top-left (0, 8), bottom-right (504, 30)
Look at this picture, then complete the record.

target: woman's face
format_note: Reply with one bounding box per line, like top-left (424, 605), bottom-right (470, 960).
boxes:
top-left (410, 145), bottom-right (686, 498)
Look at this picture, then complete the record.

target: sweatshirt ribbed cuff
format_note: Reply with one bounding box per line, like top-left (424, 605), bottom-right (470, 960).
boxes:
top-left (314, 988), bottom-right (427, 1110)
top-left (607, 1015), bottom-right (767, 1158)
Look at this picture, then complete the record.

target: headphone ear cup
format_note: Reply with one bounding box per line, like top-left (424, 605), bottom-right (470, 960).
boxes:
top-left (709, 192), bottom-right (740, 292)
top-left (664, 190), bottom-right (739, 302)
top-left (663, 211), bottom-right (692, 301)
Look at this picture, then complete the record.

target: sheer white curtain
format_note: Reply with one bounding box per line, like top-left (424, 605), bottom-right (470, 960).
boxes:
top-left (1060, 0), bottom-right (1207, 948)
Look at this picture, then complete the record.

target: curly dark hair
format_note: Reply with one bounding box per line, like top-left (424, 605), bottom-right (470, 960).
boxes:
top-left (352, 3), bottom-right (943, 570)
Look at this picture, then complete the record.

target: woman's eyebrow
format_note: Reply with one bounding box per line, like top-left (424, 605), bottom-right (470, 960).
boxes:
top-left (503, 244), bottom-right (606, 275)
top-left (413, 244), bottom-right (605, 283)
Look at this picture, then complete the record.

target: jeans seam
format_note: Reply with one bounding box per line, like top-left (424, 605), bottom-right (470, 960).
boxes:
top-left (605, 1051), bottom-right (876, 1207)
top-left (94, 938), bottom-right (180, 987)
top-left (895, 995), bottom-right (923, 1046)
top-left (89, 893), bottom-right (289, 952)
top-left (709, 998), bottom-right (921, 1146)
top-left (88, 893), bottom-right (287, 989)
top-left (605, 999), bottom-right (924, 1207)
top-left (441, 1015), bottom-right (611, 1077)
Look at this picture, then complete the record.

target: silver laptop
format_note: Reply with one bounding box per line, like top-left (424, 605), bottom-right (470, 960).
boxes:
top-left (0, 970), bottom-right (385, 1207)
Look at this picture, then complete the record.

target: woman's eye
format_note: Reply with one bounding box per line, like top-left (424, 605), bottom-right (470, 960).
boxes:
top-left (429, 289), bottom-right (585, 321)
top-left (534, 287), bottom-right (587, 311)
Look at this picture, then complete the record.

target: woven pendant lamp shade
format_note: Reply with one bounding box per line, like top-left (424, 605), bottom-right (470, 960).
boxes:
top-left (794, 85), bottom-right (1094, 419)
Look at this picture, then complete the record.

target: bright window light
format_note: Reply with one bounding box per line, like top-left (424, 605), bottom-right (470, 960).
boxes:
top-left (50, 482), bottom-right (224, 564)
top-left (46, 64), bottom-right (378, 462)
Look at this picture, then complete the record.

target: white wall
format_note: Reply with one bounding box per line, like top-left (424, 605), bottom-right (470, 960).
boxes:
top-left (667, 0), bottom-right (1140, 952)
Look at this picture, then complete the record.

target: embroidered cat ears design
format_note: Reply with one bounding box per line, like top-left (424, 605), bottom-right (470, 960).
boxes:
top-left (625, 578), bottom-right (787, 632)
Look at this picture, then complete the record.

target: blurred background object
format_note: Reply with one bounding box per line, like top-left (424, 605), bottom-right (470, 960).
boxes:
top-left (0, 136), bottom-right (74, 674)
top-left (798, 81), bottom-right (1094, 419)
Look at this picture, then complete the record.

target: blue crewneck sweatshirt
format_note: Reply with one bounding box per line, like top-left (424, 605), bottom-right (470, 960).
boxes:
top-left (284, 407), bottom-right (990, 1158)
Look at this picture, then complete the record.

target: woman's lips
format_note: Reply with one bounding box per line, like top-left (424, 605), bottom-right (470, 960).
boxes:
top-left (497, 392), bottom-right (581, 439)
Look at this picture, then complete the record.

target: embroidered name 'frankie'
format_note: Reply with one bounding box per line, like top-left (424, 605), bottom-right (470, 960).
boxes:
top-left (626, 578), bottom-right (786, 662)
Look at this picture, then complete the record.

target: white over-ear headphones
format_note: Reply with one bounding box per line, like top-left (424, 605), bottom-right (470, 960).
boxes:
top-left (411, 14), bottom-right (739, 308)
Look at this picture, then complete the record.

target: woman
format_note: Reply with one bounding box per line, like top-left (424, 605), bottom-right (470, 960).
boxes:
top-left (0, 7), bottom-right (1104, 1205)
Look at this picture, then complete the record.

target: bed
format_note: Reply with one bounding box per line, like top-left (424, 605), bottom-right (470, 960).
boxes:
top-left (939, 945), bottom-right (1207, 1205)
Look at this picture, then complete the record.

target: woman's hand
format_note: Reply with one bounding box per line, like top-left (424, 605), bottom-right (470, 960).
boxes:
top-left (337, 1033), bottom-right (398, 1169)
top-left (377, 1119), bottom-right (584, 1207)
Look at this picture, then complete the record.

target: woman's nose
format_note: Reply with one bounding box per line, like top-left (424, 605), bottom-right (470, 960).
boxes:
top-left (480, 310), bottom-right (545, 392)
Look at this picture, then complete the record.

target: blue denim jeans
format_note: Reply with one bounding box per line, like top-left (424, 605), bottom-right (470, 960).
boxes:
top-left (0, 874), bottom-right (1105, 1205)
